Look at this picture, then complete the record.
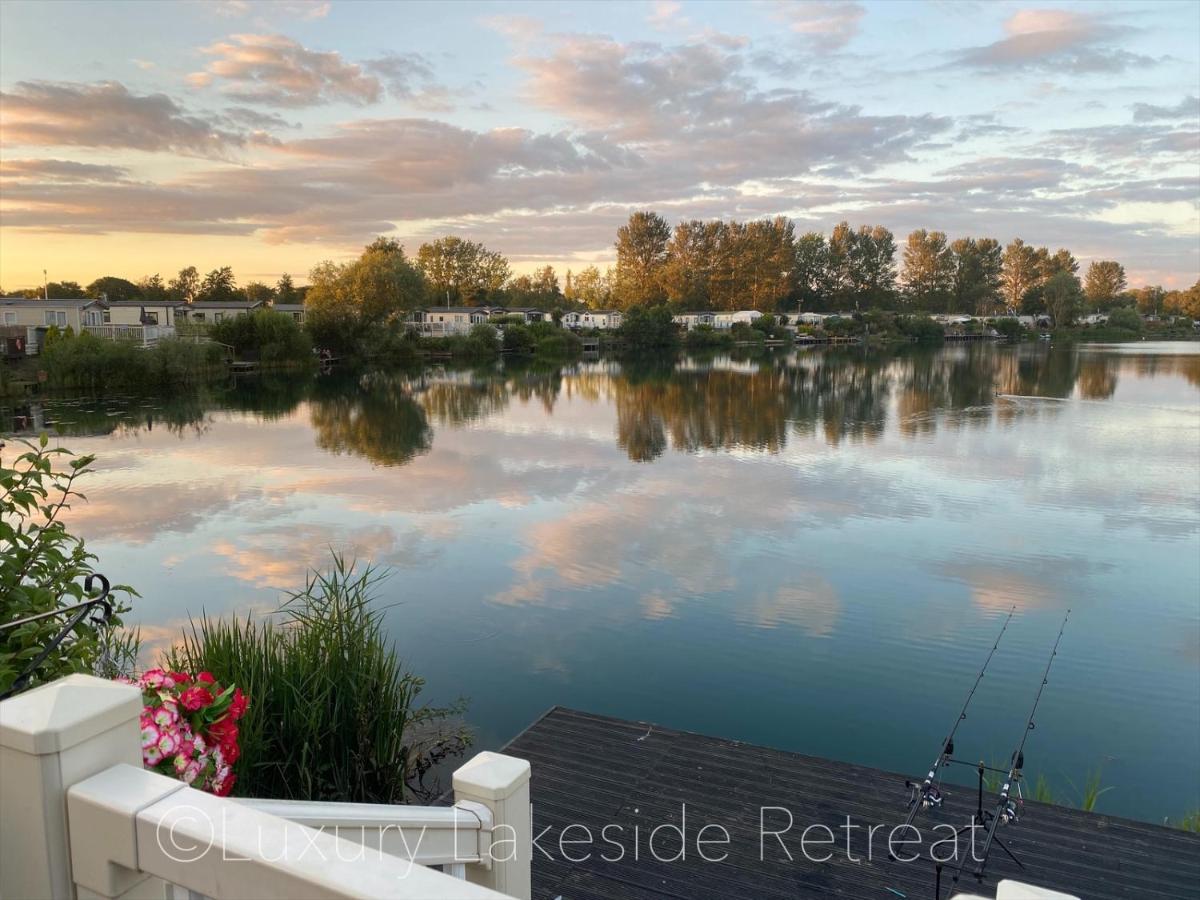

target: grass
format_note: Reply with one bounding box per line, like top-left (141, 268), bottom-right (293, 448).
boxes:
top-left (167, 554), bottom-right (470, 803)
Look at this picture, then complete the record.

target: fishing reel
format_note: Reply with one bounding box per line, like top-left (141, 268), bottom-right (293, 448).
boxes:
top-left (922, 785), bottom-right (944, 810)
top-left (1000, 799), bottom-right (1020, 825)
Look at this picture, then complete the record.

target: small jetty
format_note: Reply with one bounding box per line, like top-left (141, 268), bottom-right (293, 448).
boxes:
top-left (505, 708), bottom-right (1198, 900)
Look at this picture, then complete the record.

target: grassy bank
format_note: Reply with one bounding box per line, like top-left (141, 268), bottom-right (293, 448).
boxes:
top-left (34, 332), bottom-right (229, 392)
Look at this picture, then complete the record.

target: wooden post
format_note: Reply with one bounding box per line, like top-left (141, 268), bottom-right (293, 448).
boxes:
top-left (0, 674), bottom-right (144, 899)
top-left (453, 752), bottom-right (532, 900)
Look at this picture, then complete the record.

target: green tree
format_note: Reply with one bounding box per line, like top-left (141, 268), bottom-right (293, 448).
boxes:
top-left (45, 280), bottom-right (86, 299)
top-left (416, 236), bottom-right (510, 305)
top-left (1043, 271), bottom-right (1084, 326)
top-left (570, 265), bottom-right (611, 308)
top-left (306, 245), bottom-right (425, 353)
top-left (168, 266), bottom-right (200, 304)
top-left (662, 219), bottom-right (718, 308)
top-left (794, 232), bottom-right (831, 310)
top-left (614, 211), bottom-right (671, 307)
top-left (1107, 307), bottom-right (1143, 331)
top-left (616, 304), bottom-right (679, 350)
top-left (197, 267), bottom-right (239, 303)
top-left (85, 276), bottom-right (140, 302)
top-left (276, 273), bottom-right (299, 304)
top-left (1001, 239), bottom-right (1040, 310)
top-left (243, 281), bottom-right (276, 304)
top-left (137, 274), bottom-right (169, 303)
top-left (1084, 260), bottom-right (1127, 308)
top-left (902, 229), bottom-right (954, 309)
top-left (950, 238), bottom-right (1002, 315)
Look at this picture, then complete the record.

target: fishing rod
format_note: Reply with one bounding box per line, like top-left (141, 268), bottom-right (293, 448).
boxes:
top-left (899, 606), bottom-right (1016, 832)
top-left (953, 609), bottom-right (1070, 889)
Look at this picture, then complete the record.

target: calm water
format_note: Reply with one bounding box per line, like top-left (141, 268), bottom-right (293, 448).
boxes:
top-left (7, 342), bottom-right (1199, 823)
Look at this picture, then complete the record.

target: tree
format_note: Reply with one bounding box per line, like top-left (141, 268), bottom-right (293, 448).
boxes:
top-left (169, 266), bottom-right (200, 304)
top-left (1107, 307), bottom-right (1143, 331)
top-left (84, 276), bottom-right (140, 302)
top-left (1085, 261), bottom-right (1127, 308)
top-left (1001, 239), bottom-right (1040, 310)
top-left (852, 225), bottom-right (897, 307)
top-left (43, 280), bottom-right (86, 299)
top-left (902, 230), bottom-right (954, 309)
top-left (196, 267), bottom-right (239, 303)
top-left (1133, 285), bottom-right (1166, 316)
top-left (276, 273), bottom-right (299, 304)
top-left (416, 237), bottom-right (510, 305)
top-left (1043, 271), bottom-right (1084, 326)
top-left (571, 266), bottom-right (611, 308)
top-left (1164, 280), bottom-right (1200, 318)
top-left (613, 211), bottom-right (671, 307)
top-left (794, 232), bottom-right (831, 310)
top-left (243, 281), bottom-right (276, 304)
top-left (306, 244), bottom-right (425, 352)
top-left (365, 236), bottom-right (404, 255)
top-left (950, 238), bottom-right (1002, 315)
top-left (529, 265), bottom-right (561, 304)
top-left (662, 220), bottom-right (718, 308)
top-left (137, 274), bottom-right (169, 303)
top-left (615, 304), bottom-right (678, 350)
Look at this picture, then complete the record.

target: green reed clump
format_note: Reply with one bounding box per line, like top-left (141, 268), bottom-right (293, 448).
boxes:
top-left (167, 555), bottom-right (469, 803)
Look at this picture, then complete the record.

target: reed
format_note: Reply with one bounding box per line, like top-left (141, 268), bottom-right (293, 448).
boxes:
top-left (167, 554), bottom-right (469, 803)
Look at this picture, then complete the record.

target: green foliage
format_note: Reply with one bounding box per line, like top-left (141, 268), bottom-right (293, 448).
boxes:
top-left (166, 555), bottom-right (470, 803)
top-left (683, 324), bottom-right (734, 350)
top-left (502, 322), bottom-right (536, 354)
top-left (990, 317), bottom-right (1025, 339)
top-left (85, 276), bottom-right (141, 302)
top-left (306, 247), bottom-right (425, 355)
top-left (1, 438), bottom-right (138, 696)
top-left (39, 332), bottom-right (225, 392)
top-left (210, 309), bottom-right (312, 366)
top-left (1106, 307), bottom-right (1143, 332)
top-left (1167, 811), bottom-right (1200, 833)
top-left (1066, 767), bottom-right (1115, 812)
top-left (895, 315), bottom-right (945, 342)
top-left (616, 304), bottom-right (679, 351)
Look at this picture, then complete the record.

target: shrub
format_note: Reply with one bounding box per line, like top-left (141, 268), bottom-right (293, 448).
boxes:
top-left (1, 438), bottom-right (138, 697)
top-left (211, 309), bottom-right (312, 366)
top-left (502, 322), bottom-right (536, 354)
top-left (896, 315), bottom-right (945, 342)
top-left (991, 317), bottom-right (1024, 340)
top-left (730, 322), bottom-right (765, 342)
top-left (166, 556), bottom-right (470, 803)
top-left (1106, 307), bottom-right (1143, 332)
top-left (617, 305), bottom-right (679, 351)
top-left (39, 332), bottom-right (224, 392)
top-left (683, 324), bottom-right (734, 350)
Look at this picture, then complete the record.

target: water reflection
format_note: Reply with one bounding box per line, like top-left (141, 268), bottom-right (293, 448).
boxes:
top-left (5, 342), bottom-right (1197, 824)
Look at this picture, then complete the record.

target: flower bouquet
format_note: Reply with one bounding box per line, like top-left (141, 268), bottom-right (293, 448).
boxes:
top-left (125, 669), bottom-right (248, 796)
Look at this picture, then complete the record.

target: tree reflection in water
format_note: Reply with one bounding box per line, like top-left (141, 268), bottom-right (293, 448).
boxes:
top-left (7, 345), bottom-right (1197, 464)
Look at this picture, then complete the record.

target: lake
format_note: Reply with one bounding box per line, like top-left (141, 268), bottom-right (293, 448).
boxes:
top-left (7, 341), bottom-right (1199, 824)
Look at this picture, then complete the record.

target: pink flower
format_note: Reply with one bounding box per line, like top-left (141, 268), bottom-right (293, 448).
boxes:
top-left (179, 686), bottom-right (214, 711)
top-left (143, 745), bottom-right (163, 766)
top-left (196, 672), bottom-right (216, 685)
top-left (152, 706), bottom-right (178, 728)
top-left (140, 669), bottom-right (166, 689)
top-left (157, 730), bottom-right (179, 757)
top-left (140, 722), bottom-right (161, 749)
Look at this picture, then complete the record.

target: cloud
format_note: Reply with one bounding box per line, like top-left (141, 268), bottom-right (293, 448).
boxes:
top-left (770, 1), bottom-right (865, 51)
top-left (516, 33), bottom-right (949, 176)
top-left (0, 158), bottom-right (131, 183)
top-left (0, 80), bottom-right (249, 155)
top-left (208, 0), bottom-right (330, 20)
top-left (954, 9), bottom-right (1157, 74)
top-left (648, 0), bottom-right (684, 29)
top-left (192, 33), bottom-right (384, 106)
top-left (1132, 95), bottom-right (1200, 123)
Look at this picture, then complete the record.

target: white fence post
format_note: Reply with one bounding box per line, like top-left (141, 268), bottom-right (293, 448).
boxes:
top-left (453, 752), bottom-right (532, 900)
top-left (0, 674), bottom-right (145, 899)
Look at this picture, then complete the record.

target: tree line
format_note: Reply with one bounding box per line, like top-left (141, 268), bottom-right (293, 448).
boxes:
top-left (5, 213), bottom-right (1197, 325)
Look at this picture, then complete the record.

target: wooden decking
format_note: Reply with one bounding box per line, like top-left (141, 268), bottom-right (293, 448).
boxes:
top-left (505, 708), bottom-right (1199, 900)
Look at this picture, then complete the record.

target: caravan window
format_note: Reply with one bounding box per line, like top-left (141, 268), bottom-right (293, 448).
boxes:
top-left (44, 310), bottom-right (67, 327)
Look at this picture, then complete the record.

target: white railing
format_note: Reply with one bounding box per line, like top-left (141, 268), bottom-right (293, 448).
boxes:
top-left (0, 675), bottom-right (531, 900)
top-left (83, 324), bottom-right (176, 347)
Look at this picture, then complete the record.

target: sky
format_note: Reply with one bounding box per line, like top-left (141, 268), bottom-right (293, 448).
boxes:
top-left (0, 0), bottom-right (1198, 292)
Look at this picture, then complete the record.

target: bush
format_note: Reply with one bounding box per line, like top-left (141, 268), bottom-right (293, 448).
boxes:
top-left (502, 322), bottom-right (536, 354)
top-left (617, 305), bottom-right (679, 351)
top-left (990, 317), bottom-right (1024, 340)
top-left (1106, 307), bottom-right (1142, 332)
top-left (211, 310), bottom-right (312, 366)
top-left (683, 324), bottom-right (734, 350)
top-left (39, 332), bottom-right (225, 392)
top-left (895, 315), bottom-right (945, 342)
top-left (166, 556), bottom-right (469, 803)
top-left (1, 438), bottom-right (138, 697)
top-left (730, 322), bottom-right (765, 342)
